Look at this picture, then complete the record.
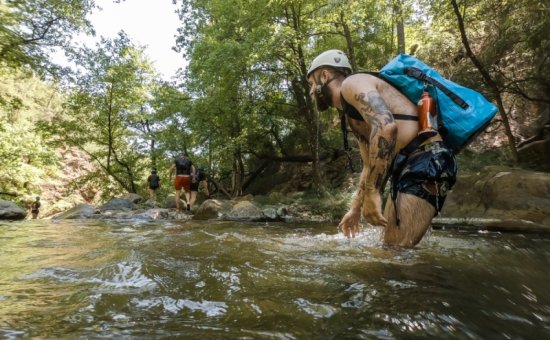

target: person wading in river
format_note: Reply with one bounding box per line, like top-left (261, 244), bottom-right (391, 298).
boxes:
top-left (146, 168), bottom-right (160, 201)
top-left (189, 165), bottom-right (209, 209)
top-left (30, 196), bottom-right (41, 219)
top-left (169, 154), bottom-right (196, 211)
top-left (307, 50), bottom-right (457, 247)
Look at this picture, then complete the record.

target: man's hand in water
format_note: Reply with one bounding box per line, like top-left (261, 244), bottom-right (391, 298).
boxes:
top-left (362, 189), bottom-right (387, 227)
top-left (339, 208), bottom-right (361, 238)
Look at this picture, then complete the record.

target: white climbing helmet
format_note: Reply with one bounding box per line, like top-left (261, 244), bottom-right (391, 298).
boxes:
top-left (307, 49), bottom-right (352, 77)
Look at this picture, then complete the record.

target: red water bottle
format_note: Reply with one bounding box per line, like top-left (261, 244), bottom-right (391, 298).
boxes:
top-left (417, 90), bottom-right (437, 137)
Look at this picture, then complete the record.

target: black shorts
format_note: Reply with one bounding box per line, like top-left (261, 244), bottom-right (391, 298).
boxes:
top-left (190, 181), bottom-right (199, 192)
top-left (391, 141), bottom-right (457, 212)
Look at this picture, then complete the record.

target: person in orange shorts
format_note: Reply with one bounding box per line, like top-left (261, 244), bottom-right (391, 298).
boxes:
top-left (169, 154), bottom-right (196, 211)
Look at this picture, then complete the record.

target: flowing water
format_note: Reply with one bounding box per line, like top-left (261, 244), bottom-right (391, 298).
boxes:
top-left (1, 219), bottom-right (549, 339)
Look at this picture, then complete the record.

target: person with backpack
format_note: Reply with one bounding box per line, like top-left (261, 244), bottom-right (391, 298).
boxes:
top-left (169, 154), bottom-right (196, 211)
top-left (30, 196), bottom-right (41, 219)
top-left (189, 165), bottom-right (210, 209)
top-left (146, 168), bottom-right (160, 200)
top-left (307, 49), bottom-right (457, 247)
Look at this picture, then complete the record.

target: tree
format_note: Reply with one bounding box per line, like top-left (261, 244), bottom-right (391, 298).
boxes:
top-left (0, 67), bottom-right (62, 200)
top-left (174, 0), bottom-right (423, 192)
top-left (0, 0), bottom-right (94, 75)
top-left (48, 32), bottom-right (158, 195)
top-left (450, 0), bottom-right (518, 161)
top-left (135, 81), bottom-right (192, 170)
top-left (420, 0), bottom-right (549, 160)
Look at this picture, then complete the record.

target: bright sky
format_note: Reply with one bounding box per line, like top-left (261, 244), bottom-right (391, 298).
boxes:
top-left (84, 0), bottom-right (184, 80)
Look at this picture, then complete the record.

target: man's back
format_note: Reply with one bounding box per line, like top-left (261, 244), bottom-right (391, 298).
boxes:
top-left (340, 73), bottom-right (438, 151)
top-left (175, 157), bottom-right (192, 175)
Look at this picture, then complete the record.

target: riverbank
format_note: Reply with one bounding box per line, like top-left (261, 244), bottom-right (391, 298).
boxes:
top-left (436, 166), bottom-right (550, 232)
top-left (2, 166), bottom-right (549, 234)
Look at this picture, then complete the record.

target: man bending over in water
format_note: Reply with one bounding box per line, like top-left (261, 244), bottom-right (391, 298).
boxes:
top-left (306, 50), bottom-right (457, 247)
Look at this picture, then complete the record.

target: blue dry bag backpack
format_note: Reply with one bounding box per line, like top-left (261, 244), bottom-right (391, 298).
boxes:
top-left (378, 54), bottom-right (498, 152)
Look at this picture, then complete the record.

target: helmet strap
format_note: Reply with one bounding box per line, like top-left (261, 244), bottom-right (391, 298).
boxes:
top-left (314, 71), bottom-right (343, 109)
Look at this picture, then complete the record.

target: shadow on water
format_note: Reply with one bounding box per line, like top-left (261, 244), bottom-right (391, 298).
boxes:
top-left (1, 219), bottom-right (549, 338)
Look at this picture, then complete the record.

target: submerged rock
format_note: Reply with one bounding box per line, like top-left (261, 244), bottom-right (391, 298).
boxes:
top-left (99, 198), bottom-right (138, 212)
top-left (121, 193), bottom-right (144, 204)
top-left (136, 208), bottom-right (170, 220)
top-left (433, 217), bottom-right (550, 233)
top-left (53, 203), bottom-right (98, 220)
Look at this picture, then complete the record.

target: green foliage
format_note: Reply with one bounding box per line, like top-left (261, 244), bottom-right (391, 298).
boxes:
top-left (0, 0), bottom-right (94, 75)
top-left (46, 32), bottom-right (160, 193)
top-left (0, 68), bottom-right (62, 200)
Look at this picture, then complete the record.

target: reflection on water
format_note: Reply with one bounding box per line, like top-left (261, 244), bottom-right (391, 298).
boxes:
top-left (1, 219), bottom-right (549, 338)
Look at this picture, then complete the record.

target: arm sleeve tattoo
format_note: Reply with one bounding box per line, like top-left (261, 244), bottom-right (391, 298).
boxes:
top-left (354, 91), bottom-right (398, 193)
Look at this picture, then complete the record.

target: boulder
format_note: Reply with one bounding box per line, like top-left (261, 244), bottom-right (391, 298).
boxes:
top-left (262, 205), bottom-right (291, 222)
top-left (121, 193), bottom-right (144, 204)
top-left (262, 207), bottom-right (278, 220)
top-left (53, 203), bottom-right (98, 220)
top-left (99, 198), bottom-right (138, 212)
top-left (441, 166), bottom-right (550, 230)
top-left (143, 199), bottom-right (162, 208)
top-left (0, 200), bottom-right (27, 220)
top-left (194, 199), bottom-right (225, 219)
top-left (226, 201), bottom-right (263, 221)
top-left (163, 195), bottom-right (187, 209)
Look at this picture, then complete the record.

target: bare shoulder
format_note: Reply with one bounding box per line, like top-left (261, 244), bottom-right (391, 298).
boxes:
top-left (343, 74), bottom-right (414, 110)
top-left (341, 73), bottom-right (380, 91)
top-left (341, 73), bottom-right (382, 104)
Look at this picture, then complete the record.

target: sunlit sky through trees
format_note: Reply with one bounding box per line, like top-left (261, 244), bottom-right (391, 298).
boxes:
top-left (54, 0), bottom-right (184, 80)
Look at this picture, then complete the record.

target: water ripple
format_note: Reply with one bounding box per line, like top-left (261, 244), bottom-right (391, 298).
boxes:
top-left (133, 296), bottom-right (227, 316)
top-left (294, 298), bottom-right (338, 318)
top-left (20, 267), bottom-right (81, 283)
top-left (92, 261), bottom-right (157, 291)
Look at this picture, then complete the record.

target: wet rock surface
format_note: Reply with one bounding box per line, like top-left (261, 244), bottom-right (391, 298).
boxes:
top-left (0, 200), bottom-right (27, 220)
top-left (438, 166), bottom-right (550, 232)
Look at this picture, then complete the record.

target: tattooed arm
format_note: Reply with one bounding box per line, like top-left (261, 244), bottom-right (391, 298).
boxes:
top-left (338, 143), bottom-right (368, 238)
top-left (342, 84), bottom-right (398, 228)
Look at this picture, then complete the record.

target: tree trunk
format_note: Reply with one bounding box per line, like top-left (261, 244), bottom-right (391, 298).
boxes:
top-left (394, 1), bottom-right (405, 54)
top-left (143, 116), bottom-right (156, 168)
top-left (230, 111), bottom-right (244, 196)
top-left (242, 160), bottom-right (270, 193)
top-left (340, 11), bottom-right (357, 71)
top-left (104, 84), bottom-right (137, 193)
top-left (450, 0), bottom-right (518, 161)
top-left (288, 4), bottom-right (324, 193)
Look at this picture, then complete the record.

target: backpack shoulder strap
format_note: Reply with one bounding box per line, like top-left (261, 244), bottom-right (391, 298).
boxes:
top-left (340, 94), bottom-right (364, 121)
top-left (405, 67), bottom-right (469, 109)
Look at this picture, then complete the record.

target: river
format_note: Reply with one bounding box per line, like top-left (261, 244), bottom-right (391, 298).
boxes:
top-left (1, 219), bottom-right (549, 339)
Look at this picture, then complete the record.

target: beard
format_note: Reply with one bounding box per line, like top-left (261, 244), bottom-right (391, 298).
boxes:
top-left (313, 84), bottom-right (333, 111)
